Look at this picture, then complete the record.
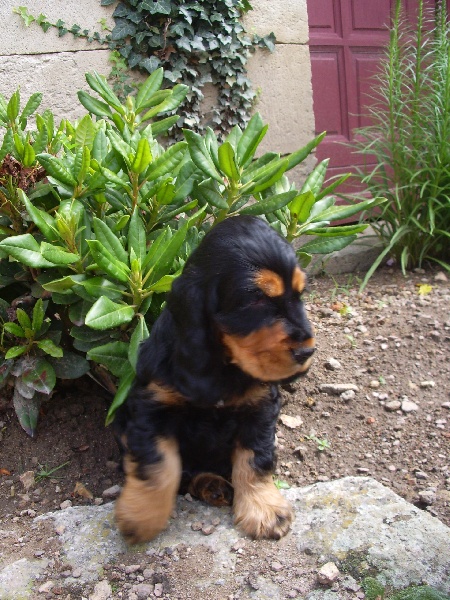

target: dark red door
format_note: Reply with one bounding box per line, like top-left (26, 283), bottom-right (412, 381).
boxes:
top-left (307, 0), bottom-right (440, 189)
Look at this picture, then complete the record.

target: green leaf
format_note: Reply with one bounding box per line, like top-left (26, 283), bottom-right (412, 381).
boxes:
top-left (3, 322), bottom-right (26, 337)
top-left (311, 197), bottom-right (386, 223)
top-left (22, 357), bottom-right (56, 394)
top-left (300, 159), bottom-right (329, 195)
top-left (19, 190), bottom-right (59, 242)
top-left (31, 298), bottom-right (44, 333)
top-left (85, 71), bottom-right (124, 114)
top-left (16, 308), bottom-right (32, 330)
top-left (40, 242), bottom-right (79, 265)
top-left (5, 345), bottom-right (28, 359)
top-left (20, 92), bottom-right (43, 121)
top-left (285, 132), bottom-right (326, 172)
top-left (37, 153), bottom-right (77, 187)
top-left (236, 113), bottom-right (268, 167)
top-left (92, 217), bottom-right (128, 265)
top-left (105, 370), bottom-right (134, 425)
top-left (75, 114), bottom-right (96, 149)
top-left (128, 209), bottom-right (147, 264)
top-left (151, 115), bottom-right (179, 137)
top-left (300, 235), bottom-right (358, 255)
top-left (87, 341), bottom-right (130, 377)
top-left (128, 316), bottom-right (150, 370)
top-left (184, 130), bottom-right (223, 183)
top-left (131, 137), bottom-right (152, 174)
top-left (74, 277), bottom-right (124, 301)
top-left (148, 273), bottom-right (179, 293)
top-left (218, 142), bottom-right (240, 181)
top-left (0, 234), bottom-right (55, 268)
top-left (194, 178), bottom-right (228, 210)
top-left (77, 90), bottom-right (114, 118)
top-left (135, 68), bottom-right (164, 112)
top-left (240, 191), bottom-right (297, 216)
top-left (146, 141), bottom-right (187, 182)
top-left (49, 351), bottom-right (90, 379)
top-left (309, 224), bottom-right (367, 237)
top-left (42, 274), bottom-right (85, 293)
top-left (85, 297), bottom-right (135, 330)
top-left (289, 191), bottom-right (316, 223)
top-left (36, 339), bottom-right (63, 358)
top-left (87, 239), bottom-right (130, 283)
top-left (13, 387), bottom-right (40, 437)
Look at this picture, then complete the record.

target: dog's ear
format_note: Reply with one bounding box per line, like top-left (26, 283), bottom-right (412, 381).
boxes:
top-left (165, 268), bottom-right (225, 403)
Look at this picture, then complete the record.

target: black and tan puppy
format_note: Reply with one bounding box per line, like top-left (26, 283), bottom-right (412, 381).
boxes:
top-left (114, 215), bottom-right (315, 544)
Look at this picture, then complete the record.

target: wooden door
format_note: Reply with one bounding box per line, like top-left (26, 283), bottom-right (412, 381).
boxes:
top-left (307, 0), bottom-right (439, 189)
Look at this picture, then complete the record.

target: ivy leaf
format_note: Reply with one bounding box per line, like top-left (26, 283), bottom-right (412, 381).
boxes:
top-left (141, 0), bottom-right (172, 15)
top-left (111, 18), bottom-right (137, 40)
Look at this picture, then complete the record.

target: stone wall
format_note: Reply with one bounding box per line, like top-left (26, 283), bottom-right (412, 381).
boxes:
top-left (1, 0), bottom-right (314, 172)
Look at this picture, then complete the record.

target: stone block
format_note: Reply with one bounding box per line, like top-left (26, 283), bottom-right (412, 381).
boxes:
top-left (0, 0), bottom-right (114, 55)
top-left (247, 45), bottom-right (315, 155)
top-left (0, 50), bottom-right (112, 123)
top-left (243, 0), bottom-right (309, 44)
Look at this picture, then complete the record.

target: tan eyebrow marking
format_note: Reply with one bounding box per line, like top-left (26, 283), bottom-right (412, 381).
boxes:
top-left (292, 267), bottom-right (306, 294)
top-left (254, 269), bottom-right (284, 297)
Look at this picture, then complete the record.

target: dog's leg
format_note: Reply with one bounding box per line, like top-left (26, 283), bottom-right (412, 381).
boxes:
top-left (115, 437), bottom-right (181, 544)
top-left (231, 444), bottom-right (293, 539)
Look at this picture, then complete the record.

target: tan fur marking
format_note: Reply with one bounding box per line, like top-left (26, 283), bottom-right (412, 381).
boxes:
top-left (254, 269), bottom-right (284, 297)
top-left (115, 438), bottom-right (181, 544)
top-left (147, 382), bottom-right (185, 406)
top-left (226, 383), bottom-right (270, 408)
top-left (292, 267), bottom-right (306, 294)
top-left (222, 322), bottom-right (307, 381)
top-left (232, 446), bottom-right (293, 539)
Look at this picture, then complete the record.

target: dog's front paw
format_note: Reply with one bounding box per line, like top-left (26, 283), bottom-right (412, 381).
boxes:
top-left (233, 483), bottom-right (294, 540)
top-left (115, 476), bottom-right (174, 544)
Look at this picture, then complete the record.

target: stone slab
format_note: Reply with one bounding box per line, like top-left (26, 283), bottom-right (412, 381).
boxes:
top-left (1, 477), bottom-right (449, 599)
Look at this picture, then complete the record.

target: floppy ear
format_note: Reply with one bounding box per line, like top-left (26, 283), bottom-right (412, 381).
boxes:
top-left (165, 268), bottom-right (225, 404)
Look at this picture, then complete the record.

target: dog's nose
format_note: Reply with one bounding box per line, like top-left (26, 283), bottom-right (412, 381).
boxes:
top-left (292, 345), bottom-right (315, 365)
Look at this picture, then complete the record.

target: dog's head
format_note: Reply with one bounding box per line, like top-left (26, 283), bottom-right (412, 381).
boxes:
top-left (166, 215), bottom-right (315, 387)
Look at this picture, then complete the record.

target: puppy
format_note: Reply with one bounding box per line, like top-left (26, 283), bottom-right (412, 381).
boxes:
top-left (114, 215), bottom-right (315, 544)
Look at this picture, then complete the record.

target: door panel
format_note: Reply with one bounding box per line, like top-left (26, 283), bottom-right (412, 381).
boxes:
top-left (307, 0), bottom-right (442, 190)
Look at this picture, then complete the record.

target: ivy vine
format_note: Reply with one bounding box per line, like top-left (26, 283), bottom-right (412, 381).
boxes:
top-left (14, 1), bottom-right (275, 138)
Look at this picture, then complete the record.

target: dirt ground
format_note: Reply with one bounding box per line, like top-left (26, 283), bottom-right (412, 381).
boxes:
top-left (0, 265), bottom-right (449, 598)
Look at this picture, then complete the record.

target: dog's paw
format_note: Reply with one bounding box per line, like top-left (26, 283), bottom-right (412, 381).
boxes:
top-left (115, 478), bottom-right (173, 544)
top-left (233, 484), bottom-right (294, 539)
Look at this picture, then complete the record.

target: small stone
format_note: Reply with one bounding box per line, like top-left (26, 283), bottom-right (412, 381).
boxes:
top-left (72, 568), bottom-right (82, 578)
top-left (202, 524), bottom-right (216, 535)
top-left (154, 583), bottom-right (164, 597)
top-left (418, 489), bottom-right (436, 505)
top-left (102, 484), bottom-right (121, 499)
top-left (125, 564), bottom-right (141, 574)
top-left (442, 402), bottom-right (450, 410)
top-left (19, 471), bottom-right (35, 491)
top-left (435, 272), bottom-right (448, 282)
top-left (317, 562), bottom-right (340, 585)
top-left (401, 399), bottom-right (419, 413)
top-left (133, 583), bottom-right (153, 599)
top-left (38, 581), bottom-right (54, 593)
top-left (385, 400), bottom-right (402, 412)
top-left (271, 561), bottom-right (283, 572)
top-left (231, 539), bottom-right (246, 552)
top-left (279, 414), bottom-right (303, 429)
top-left (325, 358), bottom-right (342, 371)
top-left (191, 521), bottom-right (203, 531)
top-left (319, 383), bottom-right (359, 396)
top-left (340, 389), bottom-right (355, 402)
top-left (369, 380), bottom-right (380, 389)
top-left (89, 580), bottom-right (112, 600)
top-left (55, 524), bottom-right (65, 535)
top-left (60, 500), bottom-right (72, 510)
top-left (415, 471), bottom-right (428, 480)
top-left (420, 380), bottom-right (436, 388)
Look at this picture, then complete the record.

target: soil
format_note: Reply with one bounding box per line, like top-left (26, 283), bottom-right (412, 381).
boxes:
top-left (0, 265), bottom-right (449, 599)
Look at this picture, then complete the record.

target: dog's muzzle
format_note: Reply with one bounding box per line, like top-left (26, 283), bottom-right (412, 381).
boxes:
top-left (292, 345), bottom-right (315, 365)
